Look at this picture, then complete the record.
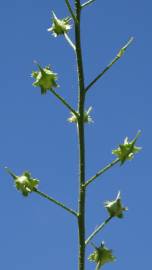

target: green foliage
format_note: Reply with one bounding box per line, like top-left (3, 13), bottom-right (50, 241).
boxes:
top-left (104, 191), bottom-right (127, 218)
top-left (112, 131), bottom-right (141, 164)
top-left (31, 64), bottom-right (58, 94)
top-left (88, 242), bottom-right (115, 269)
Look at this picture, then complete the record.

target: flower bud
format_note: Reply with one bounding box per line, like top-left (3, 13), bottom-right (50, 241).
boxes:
top-left (48, 12), bottom-right (71, 37)
top-left (104, 191), bottom-right (127, 218)
top-left (31, 64), bottom-right (58, 94)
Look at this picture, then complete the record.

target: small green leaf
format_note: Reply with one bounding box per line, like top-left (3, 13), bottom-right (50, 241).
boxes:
top-left (88, 242), bottom-right (115, 269)
top-left (104, 191), bottom-right (128, 218)
top-left (6, 168), bottom-right (39, 197)
top-left (31, 63), bottom-right (58, 94)
top-left (112, 131), bottom-right (141, 165)
top-left (48, 11), bottom-right (72, 37)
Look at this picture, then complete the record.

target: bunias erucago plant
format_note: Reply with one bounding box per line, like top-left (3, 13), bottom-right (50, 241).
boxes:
top-left (31, 63), bottom-right (58, 95)
top-left (3, 2), bottom-right (142, 270)
top-left (5, 168), bottom-right (39, 196)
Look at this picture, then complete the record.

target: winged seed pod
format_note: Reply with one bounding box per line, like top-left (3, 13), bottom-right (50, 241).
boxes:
top-left (48, 11), bottom-right (72, 37)
top-left (88, 242), bottom-right (115, 270)
top-left (5, 168), bottom-right (39, 196)
top-left (31, 63), bottom-right (58, 95)
top-left (104, 191), bottom-right (128, 218)
top-left (112, 130), bottom-right (141, 165)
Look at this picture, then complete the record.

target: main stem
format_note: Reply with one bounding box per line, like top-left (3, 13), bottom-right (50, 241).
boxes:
top-left (75, 1), bottom-right (86, 270)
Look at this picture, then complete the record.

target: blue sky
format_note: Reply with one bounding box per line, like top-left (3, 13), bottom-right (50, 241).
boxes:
top-left (0, 0), bottom-right (151, 269)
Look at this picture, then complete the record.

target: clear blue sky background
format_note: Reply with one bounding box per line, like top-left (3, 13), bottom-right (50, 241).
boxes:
top-left (0, 0), bottom-right (151, 269)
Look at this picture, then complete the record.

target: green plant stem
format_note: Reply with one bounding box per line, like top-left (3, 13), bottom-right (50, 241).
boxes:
top-left (95, 262), bottom-right (101, 270)
top-left (81, 0), bottom-right (96, 9)
top-left (34, 189), bottom-right (78, 217)
top-left (85, 216), bottom-right (113, 246)
top-left (64, 33), bottom-right (76, 51)
top-left (75, 1), bottom-right (86, 270)
top-left (85, 37), bottom-right (134, 93)
top-left (4, 167), bottom-right (17, 180)
top-left (84, 158), bottom-right (120, 188)
top-left (49, 88), bottom-right (78, 117)
top-left (65, 0), bottom-right (78, 24)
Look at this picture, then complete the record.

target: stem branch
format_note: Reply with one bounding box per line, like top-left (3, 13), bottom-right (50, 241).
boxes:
top-left (85, 216), bottom-right (112, 245)
top-left (49, 88), bottom-right (78, 117)
top-left (85, 37), bottom-right (134, 93)
top-left (81, 0), bottom-right (96, 9)
top-left (64, 33), bottom-right (76, 51)
top-left (34, 189), bottom-right (78, 217)
top-left (75, 1), bottom-right (86, 270)
top-left (84, 158), bottom-right (120, 188)
top-left (65, 0), bottom-right (78, 24)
